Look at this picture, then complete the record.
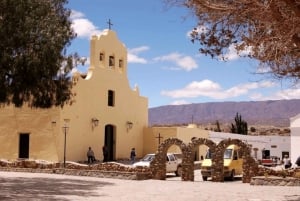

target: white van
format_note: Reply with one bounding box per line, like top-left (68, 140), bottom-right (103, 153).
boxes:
top-left (201, 144), bottom-right (243, 181)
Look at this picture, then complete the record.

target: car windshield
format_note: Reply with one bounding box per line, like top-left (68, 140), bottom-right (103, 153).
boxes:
top-left (141, 154), bottom-right (155, 162)
top-left (223, 149), bottom-right (233, 159)
top-left (205, 149), bottom-right (233, 159)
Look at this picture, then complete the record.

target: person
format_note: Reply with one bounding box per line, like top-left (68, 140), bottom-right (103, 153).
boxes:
top-left (130, 148), bottom-right (136, 164)
top-left (87, 147), bottom-right (95, 164)
top-left (295, 156), bottom-right (300, 167)
top-left (102, 145), bottom-right (108, 162)
top-left (283, 154), bottom-right (291, 169)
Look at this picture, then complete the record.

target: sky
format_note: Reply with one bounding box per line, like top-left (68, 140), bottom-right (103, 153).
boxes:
top-left (67, 0), bottom-right (300, 108)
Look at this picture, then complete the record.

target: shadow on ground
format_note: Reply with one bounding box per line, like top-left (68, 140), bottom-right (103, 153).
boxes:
top-left (0, 176), bottom-right (114, 201)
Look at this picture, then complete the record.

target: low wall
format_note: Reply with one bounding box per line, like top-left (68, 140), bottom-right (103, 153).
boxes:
top-left (0, 167), bottom-right (151, 180)
top-left (250, 176), bottom-right (300, 186)
top-left (0, 160), bottom-right (152, 180)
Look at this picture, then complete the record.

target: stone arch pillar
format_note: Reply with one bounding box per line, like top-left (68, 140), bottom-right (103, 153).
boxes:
top-left (150, 138), bottom-right (187, 180)
top-left (213, 138), bottom-right (258, 183)
top-left (187, 138), bottom-right (217, 181)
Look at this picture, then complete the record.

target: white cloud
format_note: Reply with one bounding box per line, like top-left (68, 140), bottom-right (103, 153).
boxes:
top-left (128, 46), bottom-right (149, 54)
top-left (71, 10), bottom-right (102, 39)
top-left (161, 80), bottom-right (276, 100)
top-left (250, 85), bottom-right (300, 101)
top-left (70, 10), bottom-right (85, 19)
top-left (186, 25), bottom-right (208, 38)
top-left (153, 52), bottom-right (198, 71)
top-left (128, 54), bottom-right (147, 64)
top-left (222, 44), bottom-right (252, 61)
top-left (170, 100), bottom-right (191, 105)
top-left (128, 46), bottom-right (149, 64)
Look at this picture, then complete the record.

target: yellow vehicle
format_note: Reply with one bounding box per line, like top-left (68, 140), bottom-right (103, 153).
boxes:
top-left (201, 144), bottom-right (243, 181)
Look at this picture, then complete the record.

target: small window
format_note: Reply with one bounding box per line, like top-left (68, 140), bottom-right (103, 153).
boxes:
top-left (119, 59), bottom-right (123, 68)
top-left (168, 155), bottom-right (175, 161)
top-left (99, 53), bottom-right (104, 61)
top-left (108, 90), bottom-right (115, 106)
top-left (109, 56), bottom-right (115, 67)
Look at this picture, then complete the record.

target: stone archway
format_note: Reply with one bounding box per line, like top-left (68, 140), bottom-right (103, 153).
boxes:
top-left (150, 137), bottom-right (258, 183)
top-left (185, 138), bottom-right (217, 181)
top-left (150, 138), bottom-right (187, 180)
top-left (213, 138), bottom-right (259, 183)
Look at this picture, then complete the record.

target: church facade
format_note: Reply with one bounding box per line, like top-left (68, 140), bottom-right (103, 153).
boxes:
top-left (0, 30), bottom-right (148, 162)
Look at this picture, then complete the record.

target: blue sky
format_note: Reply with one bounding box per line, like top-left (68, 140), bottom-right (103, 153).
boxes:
top-left (67, 0), bottom-right (300, 108)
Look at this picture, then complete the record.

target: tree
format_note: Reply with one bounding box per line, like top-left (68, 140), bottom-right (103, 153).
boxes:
top-left (230, 113), bottom-right (248, 135)
top-left (0, 0), bottom-right (77, 108)
top-left (214, 120), bottom-right (221, 132)
top-left (166, 0), bottom-right (300, 81)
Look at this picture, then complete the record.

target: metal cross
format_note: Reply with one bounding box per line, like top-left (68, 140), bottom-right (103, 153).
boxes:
top-left (107, 19), bottom-right (113, 30)
top-left (156, 133), bottom-right (163, 145)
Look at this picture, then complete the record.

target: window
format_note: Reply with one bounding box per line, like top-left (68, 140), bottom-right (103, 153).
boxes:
top-left (119, 59), bottom-right (123, 68)
top-left (109, 56), bottom-right (115, 67)
top-left (108, 90), bottom-right (115, 106)
top-left (99, 53), bottom-right (104, 61)
top-left (224, 149), bottom-right (233, 159)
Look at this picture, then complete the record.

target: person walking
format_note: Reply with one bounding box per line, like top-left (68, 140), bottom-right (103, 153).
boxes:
top-left (130, 148), bottom-right (136, 164)
top-left (102, 145), bottom-right (108, 162)
top-left (87, 147), bottom-right (95, 164)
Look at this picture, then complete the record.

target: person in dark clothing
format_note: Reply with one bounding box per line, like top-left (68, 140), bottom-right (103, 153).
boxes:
top-left (130, 148), bottom-right (136, 164)
top-left (295, 156), bottom-right (300, 167)
top-left (102, 145), bottom-right (108, 162)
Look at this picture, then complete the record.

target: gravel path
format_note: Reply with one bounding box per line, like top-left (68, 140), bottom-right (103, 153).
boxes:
top-left (0, 171), bottom-right (299, 201)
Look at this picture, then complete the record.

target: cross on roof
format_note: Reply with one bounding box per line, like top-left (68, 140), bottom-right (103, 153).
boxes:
top-left (107, 19), bottom-right (113, 30)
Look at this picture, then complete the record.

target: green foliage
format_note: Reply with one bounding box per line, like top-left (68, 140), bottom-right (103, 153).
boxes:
top-left (0, 0), bottom-right (77, 108)
top-left (230, 113), bottom-right (248, 135)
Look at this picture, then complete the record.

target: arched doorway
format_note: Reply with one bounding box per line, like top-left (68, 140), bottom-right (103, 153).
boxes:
top-left (104, 124), bottom-right (115, 161)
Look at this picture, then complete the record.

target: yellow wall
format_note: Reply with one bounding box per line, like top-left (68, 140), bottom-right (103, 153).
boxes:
top-left (0, 105), bottom-right (60, 162)
top-left (143, 125), bottom-right (209, 159)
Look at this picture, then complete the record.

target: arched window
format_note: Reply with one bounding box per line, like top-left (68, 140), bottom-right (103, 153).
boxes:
top-left (109, 56), bottom-right (115, 67)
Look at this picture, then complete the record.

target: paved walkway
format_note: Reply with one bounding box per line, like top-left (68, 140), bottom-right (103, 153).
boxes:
top-left (0, 170), bottom-right (299, 201)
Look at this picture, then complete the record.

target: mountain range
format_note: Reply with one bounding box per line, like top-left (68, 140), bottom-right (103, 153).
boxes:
top-left (148, 99), bottom-right (300, 127)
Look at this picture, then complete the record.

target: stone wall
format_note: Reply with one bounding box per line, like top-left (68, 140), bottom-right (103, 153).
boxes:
top-left (0, 159), bottom-right (152, 180)
top-left (150, 137), bottom-right (259, 183)
top-left (251, 176), bottom-right (300, 186)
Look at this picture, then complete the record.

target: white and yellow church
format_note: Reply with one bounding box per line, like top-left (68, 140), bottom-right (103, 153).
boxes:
top-left (0, 29), bottom-right (209, 163)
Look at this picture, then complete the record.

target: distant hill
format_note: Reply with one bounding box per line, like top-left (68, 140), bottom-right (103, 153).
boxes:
top-left (149, 99), bottom-right (300, 127)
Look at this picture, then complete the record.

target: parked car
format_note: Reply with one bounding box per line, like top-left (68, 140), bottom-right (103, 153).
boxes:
top-left (133, 153), bottom-right (182, 176)
top-left (201, 144), bottom-right (243, 181)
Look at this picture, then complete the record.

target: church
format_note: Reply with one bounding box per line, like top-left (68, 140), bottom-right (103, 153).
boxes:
top-left (0, 29), bottom-right (149, 162)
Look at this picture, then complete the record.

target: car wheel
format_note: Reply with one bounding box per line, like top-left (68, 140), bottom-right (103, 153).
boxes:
top-left (229, 170), bottom-right (235, 181)
top-left (175, 166), bottom-right (182, 177)
top-left (202, 176), bottom-right (208, 181)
